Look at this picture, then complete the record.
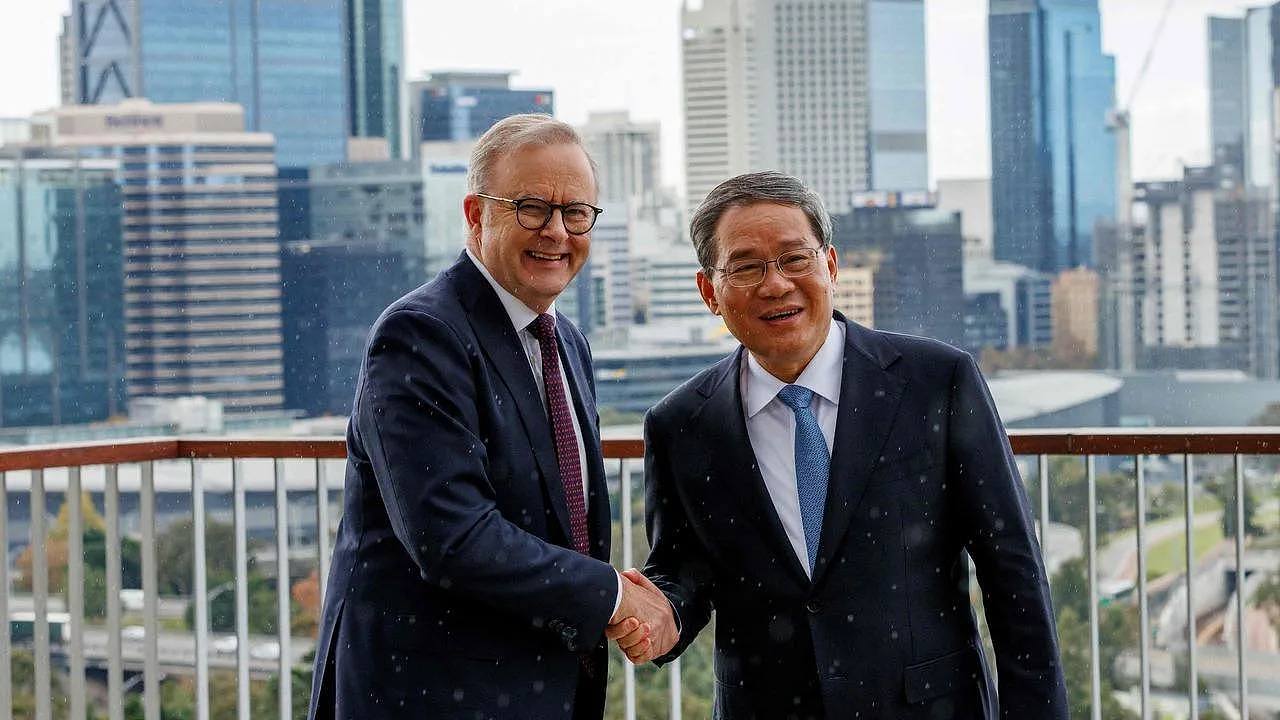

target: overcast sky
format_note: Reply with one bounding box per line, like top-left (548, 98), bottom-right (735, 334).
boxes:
top-left (0, 0), bottom-right (1267, 190)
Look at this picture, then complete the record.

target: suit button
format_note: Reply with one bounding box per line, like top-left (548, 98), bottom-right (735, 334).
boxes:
top-left (806, 601), bottom-right (823, 614)
top-left (561, 627), bottom-right (579, 652)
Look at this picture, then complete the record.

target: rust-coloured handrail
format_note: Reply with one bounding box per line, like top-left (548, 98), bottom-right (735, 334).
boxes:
top-left (2, 428), bottom-right (1280, 472)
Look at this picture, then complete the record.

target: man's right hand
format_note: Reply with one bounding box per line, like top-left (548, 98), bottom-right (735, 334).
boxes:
top-left (606, 568), bottom-right (678, 664)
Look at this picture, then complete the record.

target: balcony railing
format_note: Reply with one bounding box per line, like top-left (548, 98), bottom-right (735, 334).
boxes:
top-left (0, 430), bottom-right (1277, 720)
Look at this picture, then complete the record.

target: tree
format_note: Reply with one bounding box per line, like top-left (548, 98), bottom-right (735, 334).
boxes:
top-left (9, 649), bottom-right (73, 720)
top-left (15, 492), bottom-right (141, 620)
top-left (1050, 558), bottom-right (1139, 720)
top-left (291, 570), bottom-right (321, 636)
top-left (1023, 457), bottom-right (1136, 542)
top-left (1256, 570), bottom-right (1280, 629)
top-left (604, 630), bottom-right (713, 720)
top-left (156, 518), bottom-right (239, 595)
top-left (1202, 474), bottom-right (1262, 539)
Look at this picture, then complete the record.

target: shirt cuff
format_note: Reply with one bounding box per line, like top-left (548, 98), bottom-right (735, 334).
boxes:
top-left (612, 570), bottom-right (624, 619)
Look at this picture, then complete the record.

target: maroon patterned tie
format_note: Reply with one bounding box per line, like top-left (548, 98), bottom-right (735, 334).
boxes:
top-left (530, 313), bottom-right (589, 555)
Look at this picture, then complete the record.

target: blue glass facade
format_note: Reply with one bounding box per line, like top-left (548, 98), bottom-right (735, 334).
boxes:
top-left (281, 241), bottom-right (415, 416)
top-left (989, 0), bottom-right (1116, 273)
top-left (1208, 16), bottom-right (1247, 175)
top-left (0, 151), bottom-right (126, 427)
top-left (348, 0), bottom-right (404, 158)
top-left (77, 0), bottom-right (348, 168)
top-left (831, 206), bottom-right (966, 347)
top-left (868, 0), bottom-right (928, 192)
top-left (415, 81), bottom-right (554, 143)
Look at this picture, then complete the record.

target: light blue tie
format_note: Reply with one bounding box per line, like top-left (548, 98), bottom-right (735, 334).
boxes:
top-left (777, 384), bottom-right (830, 574)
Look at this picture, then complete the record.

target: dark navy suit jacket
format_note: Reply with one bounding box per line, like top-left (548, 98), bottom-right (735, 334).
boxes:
top-left (642, 315), bottom-right (1067, 719)
top-left (307, 253), bottom-right (618, 719)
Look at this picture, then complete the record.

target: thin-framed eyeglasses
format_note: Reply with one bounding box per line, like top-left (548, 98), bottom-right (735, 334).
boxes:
top-left (475, 193), bottom-right (604, 235)
top-left (710, 246), bottom-right (825, 288)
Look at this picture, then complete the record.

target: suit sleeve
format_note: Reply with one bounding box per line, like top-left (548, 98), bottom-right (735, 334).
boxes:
top-left (947, 352), bottom-right (1068, 717)
top-left (642, 407), bottom-right (715, 664)
top-left (353, 309), bottom-right (618, 648)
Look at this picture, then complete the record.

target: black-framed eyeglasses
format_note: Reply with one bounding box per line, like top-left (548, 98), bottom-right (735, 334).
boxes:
top-left (710, 246), bottom-right (824, 288)
top-left (475, 193), bottom-right (604, 235)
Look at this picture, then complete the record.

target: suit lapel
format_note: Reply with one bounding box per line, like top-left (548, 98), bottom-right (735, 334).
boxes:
top-left (450, 256), bottom-right (574, 544)
top-left (811, 317), bottom-right (906, 588)
top-left (695, 349), bottom-right (811, 589)
top-left (556, 314), bottom-right (611, 563)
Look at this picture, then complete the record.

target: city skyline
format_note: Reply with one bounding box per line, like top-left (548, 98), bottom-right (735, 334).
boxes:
top-left (2, 0), bottom-right (1274, 192)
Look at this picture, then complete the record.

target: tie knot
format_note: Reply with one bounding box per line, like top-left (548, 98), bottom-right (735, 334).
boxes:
top-left (777, 384), bottom-right (814, 412)
top-left (530, 313), bottom-right (556, 341)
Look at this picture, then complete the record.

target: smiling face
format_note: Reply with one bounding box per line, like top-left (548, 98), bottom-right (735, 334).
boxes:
top-left (696, 202), bottom-right (838, 383)
top-left (464, 142), bottom-right (595, 313)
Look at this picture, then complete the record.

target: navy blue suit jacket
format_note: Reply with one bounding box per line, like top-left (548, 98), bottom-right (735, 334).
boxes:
top-left (307, 253), bottom-right (618, 720)
top-left (642, 315), bottom-right (1067, 719)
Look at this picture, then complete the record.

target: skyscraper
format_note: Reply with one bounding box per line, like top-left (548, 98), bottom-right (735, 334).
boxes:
top-left (282, 239), bottom-right (413, 416)
top-left (1208, 16), bottom-right (1247, 177)
top-left (680, 0), bottom-right (928, 213)
top-left (831, 200), bottom-right (965, 347)
top-left (407, 72), bottom-right (553, 151)
top-left (1207, 6), bottom-right (1280, 189)
top-left (680, 0), bottom-right (756, 213)
top-left (580, 111), bottom-right (661, 205)
top-left (347, 0), bottom-right (404, 159)
top-left (988, 0), bottom-right (1117, 273)
top-left (1132, 166), bottom-right (1278, 377)
top-left (37, 100), bottom-right (286, 413)
top-left (66, 0), bottom-right (348, 167)
top-left (307, 158), bottom-right (425, 276)
top-left (0, 146), bottom-right (126, 427)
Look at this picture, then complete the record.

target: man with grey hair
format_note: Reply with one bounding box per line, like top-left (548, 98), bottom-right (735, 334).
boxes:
top-left (625, 171), bottom-right (1066, 718)
top-left (307, 113), bottom-right (675, 720)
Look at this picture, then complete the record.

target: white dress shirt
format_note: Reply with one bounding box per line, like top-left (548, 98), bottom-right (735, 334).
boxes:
top-left (466, 250), bottom-right (622, 615)
top-left (741, 319), bottom-right (845, 577)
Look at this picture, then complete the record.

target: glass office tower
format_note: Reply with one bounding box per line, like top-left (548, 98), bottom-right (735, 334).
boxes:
top-left (989, 0), bottom-right (1117, 273)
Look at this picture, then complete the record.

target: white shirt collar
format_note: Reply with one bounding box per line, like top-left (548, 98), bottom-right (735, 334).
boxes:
top-left (744, 319), bottom-right (845, 418)
top-left (465, 248), bottom-right (554, 334)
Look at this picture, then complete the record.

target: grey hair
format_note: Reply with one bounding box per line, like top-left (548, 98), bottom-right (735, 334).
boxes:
top-left (467, 113), bottom-right (598, 193)
top-left (689, 171), bottom-right (833, 272)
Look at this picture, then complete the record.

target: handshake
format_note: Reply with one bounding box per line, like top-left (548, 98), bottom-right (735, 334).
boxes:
top-left (606, 569), bottom-right (679, 664)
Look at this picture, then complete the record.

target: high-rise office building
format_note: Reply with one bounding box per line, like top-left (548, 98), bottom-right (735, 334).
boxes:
top-left (680, 0), bottom-right (928, 213)
top-left (639, 240), bottom-right (707, 326)
top-left (1208, 16), bottom-right (1248, 177)
top-left (408, 72), bottom-right (553, 151)
top-left (833, 265), bottom-right (874, 328)
top-left (1207, 6), bottom-right (1280, 189)
top-left (580, 111), bottom-right (662, 205)
top-left (347, 0), bottom-right (404, 159)
top-left (308, 159), bottom-right (426, 278)
top-left (963, 258), bottom-right (1054, 350)
top-left (58, 15), bottom-right (76, 106)
top-left (1051, 266), bottom-right (1100, 358)
top-left (831, 198), bottom-right (965, 346)
top-left (1132, 166), bottom-right (1278, 377)
top-left (0, 147), bottom-right (126, 427)
top-left (65, 0), bottom-right (348, 168)
top-left (963, 293), bottom-right (1010, 356)
top-left (282, 239), bottom-right (413, 416)
top-left (680, 0), bottom-right (756, 213)
top-left (588, 202), bottom-right (635, 332)
top-left (988, 0), bottom-right (1117, 273)
top-left (420, 140), bottom-right (474, 278)
top-left (35, 100), bottom-right (286, 412)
